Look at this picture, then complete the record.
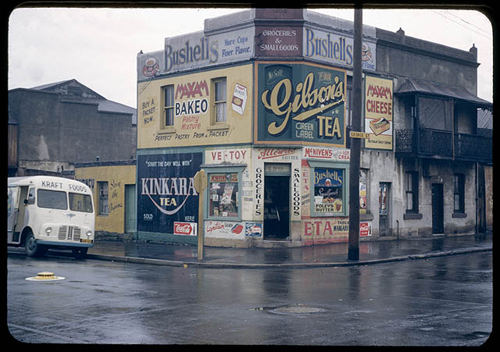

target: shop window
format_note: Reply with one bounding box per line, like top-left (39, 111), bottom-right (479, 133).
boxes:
top-left (405, 171), bottom-right (419, 213)
top-left (212, 78), bottom-right (227, 124)
top-left (360, 168), bottom-right (368, 214)
top-left (208, 172), bottom-right (239, 218)
top-left (453, 173), bottom-right (465, 213)
top-left (163, 85), bottom-right (174, 127)
top-left (312, 166), bottom-right (347, 216)
top-left (98, 181), bottom-right (109, 216)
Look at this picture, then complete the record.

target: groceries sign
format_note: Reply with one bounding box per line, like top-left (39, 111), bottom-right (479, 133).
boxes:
top-left (256, 62), bottom-right (346, 147)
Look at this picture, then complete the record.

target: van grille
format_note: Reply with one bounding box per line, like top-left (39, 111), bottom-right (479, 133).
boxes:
top-left (58, 226), bottom-right (81, 241)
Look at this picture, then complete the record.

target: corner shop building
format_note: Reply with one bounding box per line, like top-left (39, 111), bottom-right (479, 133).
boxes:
top-left (136, 9), bottom-right (492, 247)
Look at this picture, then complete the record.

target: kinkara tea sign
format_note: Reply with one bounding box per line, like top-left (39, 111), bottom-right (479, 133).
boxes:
top-left (255, 62), bottom-right (346, 147)
top-left (364, 75), bottom-right (394, 150)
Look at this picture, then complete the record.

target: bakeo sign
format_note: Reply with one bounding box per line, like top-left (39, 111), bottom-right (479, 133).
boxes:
top-left (364, 75), bottom-right (394, 150)
top-left (256, 62), bottom-right (346, 147)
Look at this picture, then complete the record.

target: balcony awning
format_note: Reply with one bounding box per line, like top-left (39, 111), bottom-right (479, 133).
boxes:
top-left (396, 78), bottom-right (492, 109)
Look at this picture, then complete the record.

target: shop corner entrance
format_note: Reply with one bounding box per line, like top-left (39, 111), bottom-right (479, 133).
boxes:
top-left (264, 164), bottom-right (290, 240)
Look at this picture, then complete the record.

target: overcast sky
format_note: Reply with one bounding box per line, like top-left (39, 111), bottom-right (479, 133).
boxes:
top-left (8, 6), bottom-right (493, 108)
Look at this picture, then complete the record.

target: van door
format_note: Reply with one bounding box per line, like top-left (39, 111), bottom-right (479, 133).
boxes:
top-left (9, 185), bottom-right (29, 244)
top-left (7, 186), bottom-right (19, 243)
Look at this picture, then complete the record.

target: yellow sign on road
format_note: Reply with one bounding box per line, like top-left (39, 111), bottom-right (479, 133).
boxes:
top-left (350, 131), bottom-right (371, 139)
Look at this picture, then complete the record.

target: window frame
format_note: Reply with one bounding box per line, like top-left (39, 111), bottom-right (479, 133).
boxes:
top-left (453, 173), bottom-right (465, 214)
top-left (37, 189), bottom-right (68, 210)
top-left (212, 77), bottom-right (227, 125)
top-left (98, 181), bottom-right (109, 216)
top-left (162, 84), bottom-right (175, 128)
top-left (205, 166), bottom-right (245, 222)
top-left (405, 171), bottom-right (419, 213)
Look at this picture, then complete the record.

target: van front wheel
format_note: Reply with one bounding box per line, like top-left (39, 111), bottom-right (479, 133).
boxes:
top-left (25, 231), bottom-right (47, 257)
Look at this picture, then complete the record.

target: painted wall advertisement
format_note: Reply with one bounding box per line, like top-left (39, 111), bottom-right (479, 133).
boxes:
top-left (255, 25), bottom-right (302, 58)
top-left (303, 27), bottom-right (376, 71)
top-left (163, 28), bottom-right (253, 74)
top-left (137, 64), bottom-right (253, 149)
top-left (255, 62), bottom-right (346, 147)
top-left (364, 75), bottom-right (394, 150)
top-left (137, 152), bottom-right (202, 235)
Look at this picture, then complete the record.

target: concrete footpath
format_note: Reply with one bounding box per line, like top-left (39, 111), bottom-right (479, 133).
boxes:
top-left (8, 233), bottom-right (492, 269)
top-left (81, 233), bottom-right (492, 269)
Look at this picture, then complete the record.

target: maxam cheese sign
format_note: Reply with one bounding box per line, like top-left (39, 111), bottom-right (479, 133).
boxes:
top-left (364, 75), bottom-right (394, 150)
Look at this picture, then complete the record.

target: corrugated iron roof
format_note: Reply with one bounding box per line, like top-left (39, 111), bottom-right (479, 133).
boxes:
top-left (396, 78), bottom-right (492, 109)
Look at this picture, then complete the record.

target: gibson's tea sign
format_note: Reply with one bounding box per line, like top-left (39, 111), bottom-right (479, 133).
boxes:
top-left (256, 62), bottom-right (346, 147)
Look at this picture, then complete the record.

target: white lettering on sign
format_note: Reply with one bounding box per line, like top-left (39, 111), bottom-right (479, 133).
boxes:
top-left (174, 98), bottom-right (208, 117)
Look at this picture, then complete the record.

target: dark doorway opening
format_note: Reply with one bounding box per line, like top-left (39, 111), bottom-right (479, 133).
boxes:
top-left (432, 183), bottom-right (444, 234)
top-left (264, 175), bottom-right (290, 240)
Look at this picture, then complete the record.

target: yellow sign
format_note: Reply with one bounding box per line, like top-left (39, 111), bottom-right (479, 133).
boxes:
top-left (364, 75), bottom-right (393, 150)
top-left (137, 64), bottom-right (253, 149)
top-left (193, 170), bottom-right (207, 193)
top-left (350, 131), bottom-right (371, 139)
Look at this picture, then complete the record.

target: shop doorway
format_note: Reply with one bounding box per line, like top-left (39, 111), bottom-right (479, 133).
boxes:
top-left (432, 183), bottom-right (444, 234)
top-left (379, 182), bottom-right (391, 236)
top-left (264, 165), bottom-right (290, 240)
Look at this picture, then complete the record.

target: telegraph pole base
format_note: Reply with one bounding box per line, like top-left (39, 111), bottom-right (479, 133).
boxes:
top-left (348, 248), bottom-right (359, 261)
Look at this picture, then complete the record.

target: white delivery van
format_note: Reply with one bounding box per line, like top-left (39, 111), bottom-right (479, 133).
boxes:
top-left (8, 176), bottom-right (95, 258)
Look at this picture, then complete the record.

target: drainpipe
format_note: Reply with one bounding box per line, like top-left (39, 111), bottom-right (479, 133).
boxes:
top-left (451, 99), bottom-right (455, 160)
top-left (396, 219), bottom-right (400, 240)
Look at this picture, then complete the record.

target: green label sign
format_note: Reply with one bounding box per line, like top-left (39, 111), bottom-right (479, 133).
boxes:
top-left (256, 62), bottom-right (346, 146)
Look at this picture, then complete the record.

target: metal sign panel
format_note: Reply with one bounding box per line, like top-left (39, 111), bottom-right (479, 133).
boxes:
top-left (303, 27), bottom-right (376, 71)
top-left (137, 152), bottom-right (202, 234)
top-left (255, 62), bottom-right (346, 147)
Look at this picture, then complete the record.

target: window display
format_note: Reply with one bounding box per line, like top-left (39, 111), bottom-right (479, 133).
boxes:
top-left (209, 173), bottom-right (239, 218)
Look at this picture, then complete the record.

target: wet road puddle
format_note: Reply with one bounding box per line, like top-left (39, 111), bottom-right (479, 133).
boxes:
top-left (253, 304), bottom-right (326, 315)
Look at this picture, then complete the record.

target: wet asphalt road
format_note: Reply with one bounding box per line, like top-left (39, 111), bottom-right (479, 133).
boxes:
top-left (7, 252), bottom-right (492, 345)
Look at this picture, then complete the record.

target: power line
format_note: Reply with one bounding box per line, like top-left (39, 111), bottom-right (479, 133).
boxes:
top-left (433, 10), bottom-right (492, 40)
top-left (443, 10), bottom-right (491, 37)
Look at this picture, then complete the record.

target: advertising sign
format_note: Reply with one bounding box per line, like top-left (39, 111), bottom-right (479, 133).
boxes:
top-left (138, 50), bottom-right (165, 81)
top-left (164, 28), bottom-right (253, 74)
top-left (364, 75), bottom-right (394, 150)
top-left (137, 152), bottom-right (202, 234)
top-left (255, 26), bottom-right (302, 58)
top-left (303, 27), bottom-right (376, 71)
top-left (255, 62), bottom-right (346, 147)
top-left (137, 64), bottom-right (253, 149)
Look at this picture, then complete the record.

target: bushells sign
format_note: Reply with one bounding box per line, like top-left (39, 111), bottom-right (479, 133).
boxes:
top-left (137, 152), bottom-right (202, 234)
top-left (256, 62), bottom-right (346, 147)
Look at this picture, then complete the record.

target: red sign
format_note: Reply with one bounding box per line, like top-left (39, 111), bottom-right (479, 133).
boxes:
top-left (360, 222), bottom-right (371, 237)
top-left (173, 222), bottom-right (197, 236)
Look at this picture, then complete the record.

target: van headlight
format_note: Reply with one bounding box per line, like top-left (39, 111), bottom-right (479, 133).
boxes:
top-left (45, 227), bottom-right (52, 235)
top-left (86, 230), bottom-right (92, 238)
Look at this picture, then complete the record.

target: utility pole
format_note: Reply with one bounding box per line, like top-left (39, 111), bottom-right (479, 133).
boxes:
top-left (348, 7), bottom-right (363, 261)
top-left (193, 170), bottom-right (207, 261)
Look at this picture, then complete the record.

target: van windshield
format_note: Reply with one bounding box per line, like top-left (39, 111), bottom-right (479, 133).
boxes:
top-left (37, 189), bottom-right (68, 210)
top-left (69, 193), bottom-right (93, 213)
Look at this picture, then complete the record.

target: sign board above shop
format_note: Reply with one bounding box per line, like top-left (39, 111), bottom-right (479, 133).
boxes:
top-left (303, 27), bottom-right (376, 71)
top-left (137, 9), bottom-right (379, 81)
top-left (255, 62), bottom-right (347, 147)
top-left (163, 28), bottom-right (254, 74)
